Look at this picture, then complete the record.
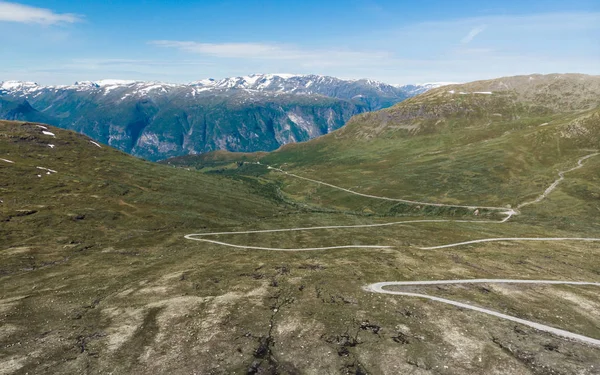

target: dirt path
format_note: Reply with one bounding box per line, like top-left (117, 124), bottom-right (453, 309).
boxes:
top-left (419, 237), bottom-right (600, 250)
top-left (267, 166), bottom-right (512, 213)
top-left (518, 153), bottom-right (599, 209)
top-left (184, 218), bottom-right (508, 251)
top-left (364, 279), bottom-right (600, 347)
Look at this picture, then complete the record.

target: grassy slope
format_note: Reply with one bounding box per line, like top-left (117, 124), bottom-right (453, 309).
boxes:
top-left (0, 121), bottom-right (291, 373)
top-left (3, 72), bottom-right (600, 375)
top-left (174, 76), bottom-right (600, 229)
top-left (135, 75), bottom-right (600, 373)
top-left (0, 121), bottom-right (284, 249)
top-left (243, 75), bottom-right (599, 228)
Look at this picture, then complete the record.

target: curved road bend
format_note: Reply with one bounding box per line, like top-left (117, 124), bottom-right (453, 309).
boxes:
top-left (365, 279), bottom-right (600, 347)
top-left (420, 237), bottom-right (600, 250)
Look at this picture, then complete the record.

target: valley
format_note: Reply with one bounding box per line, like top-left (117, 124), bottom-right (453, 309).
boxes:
top-left (2, 73), bottom-right (600, 374)
top-left (183, 151), bottom-right (600, 348)
top-left (3, 0), bottom-right (599, 373)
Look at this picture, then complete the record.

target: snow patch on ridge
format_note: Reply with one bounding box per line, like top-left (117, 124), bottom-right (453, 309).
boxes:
top-left (0, 81), bottom-right (41, 95)
top-left (1, 81), bottom-right (39, 90)
top-left (94, 79), bottom-right (138, 87)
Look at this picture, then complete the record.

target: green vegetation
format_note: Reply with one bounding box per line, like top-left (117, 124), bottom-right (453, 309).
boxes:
top-left (244, 75), bottom-right (600, 230)
top-left (3, 73), bottom-right (600, 374)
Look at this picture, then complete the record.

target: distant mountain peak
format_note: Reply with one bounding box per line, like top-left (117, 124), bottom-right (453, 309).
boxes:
top-left (93, 79), bottom-right (139, 87)
top-left (2, 74), bottom-right (442, 99)
top-left (0, 81), bottom-right (39, 91)
top-left (1, 74), bottom-right (444, 114)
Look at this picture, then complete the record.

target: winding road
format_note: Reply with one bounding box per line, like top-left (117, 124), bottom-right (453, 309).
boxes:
top-left (364, 280), bottom-right (600, 347)
top-left (187, 152), bottom-right (597, 251)
top-left (185, 152), bottom-right (600, 347)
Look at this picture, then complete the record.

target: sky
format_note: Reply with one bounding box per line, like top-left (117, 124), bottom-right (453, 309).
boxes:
top-left (0, 0), bottom-right (598, 85)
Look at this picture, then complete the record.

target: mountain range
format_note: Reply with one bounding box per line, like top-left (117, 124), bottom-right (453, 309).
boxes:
top-left (0, 74), bottom-right (448, 161)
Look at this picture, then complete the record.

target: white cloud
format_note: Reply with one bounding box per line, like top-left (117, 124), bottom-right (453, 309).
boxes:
top-left (150, 40), bottom-right (391, 67)
top-left (151, 41), bottom-right (291, 58)
top-left (460, 25), bottom-right (486, 44)
top-left (0, 1), bottom-right (82, 25)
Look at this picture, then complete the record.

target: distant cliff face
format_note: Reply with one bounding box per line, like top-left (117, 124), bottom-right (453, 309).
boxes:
top-left (0, 75), bottom-right (444, 160)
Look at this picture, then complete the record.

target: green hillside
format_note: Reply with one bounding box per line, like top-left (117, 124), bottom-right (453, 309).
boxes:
top-left (162, 74), bottom-right (600, 373)
top-left (236, 74), bottom-right (600, 227)
top-left (3, 70), bottom-right (600, 375)
top-left (0, 121), bottom-right (293, 373)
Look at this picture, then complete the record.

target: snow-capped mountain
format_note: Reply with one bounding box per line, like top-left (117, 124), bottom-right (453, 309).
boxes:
top-left (1, 74), bottom-right (445, 105)
top-left (0, 74), bottom-right (444, 160)
top-left (192, 74), bottom-right (404, 95)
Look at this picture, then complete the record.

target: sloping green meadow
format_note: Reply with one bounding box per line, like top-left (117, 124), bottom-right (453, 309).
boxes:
top-left (3, 74), bottom-right (600, 375)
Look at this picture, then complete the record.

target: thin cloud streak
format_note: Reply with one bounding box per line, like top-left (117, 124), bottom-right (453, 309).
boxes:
top-left (460, 25), bottom-right (486, 44)
top-left (0, 1), bottom-right (82, 25)
top-left (150, 40), bottom-right (392, 67)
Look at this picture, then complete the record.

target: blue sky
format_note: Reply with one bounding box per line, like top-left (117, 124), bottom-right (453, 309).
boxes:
top-left (0, 0), bottom-right (598, 85)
